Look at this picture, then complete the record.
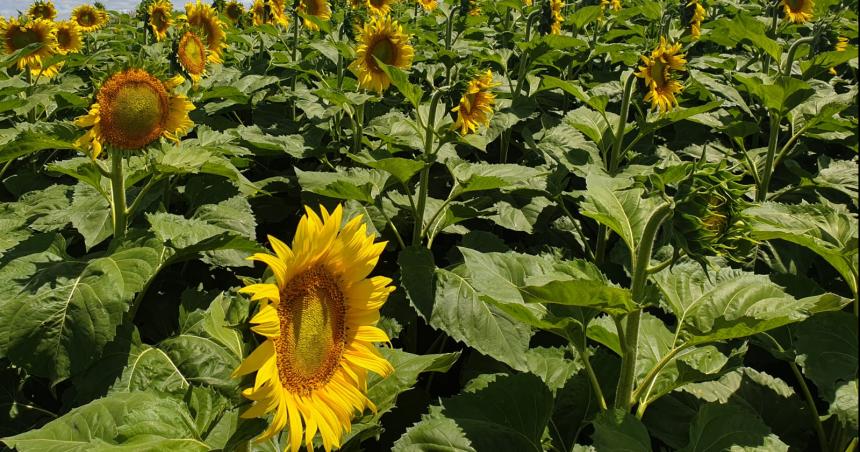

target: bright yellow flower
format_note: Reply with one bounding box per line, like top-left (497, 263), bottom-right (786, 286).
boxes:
top-left (635, 37), bottom-right (687, 113)
top-left (600, 0), bottom-right (621, 12)
top-left (181, 1), bottom-right (226, 63)
top-left (550, 0), bottom-right (563, 34)
top-left (782, 0), bottom-right (813, 23)
top-left (148, 0), bottom-right (173, 41)
top-left (829, 36), bottom-right (849, 75)
top-left (366, 0), bottom-right (396, 17)
top-left (251, 0), bottom-right (289, 28)
top-left (417, 0), bottom-right (437, 11)
top-left (224, 0), bottom-right (245, 24)
top-left (177, 31), bottom-right (207, 85)
top-left (349, 15), bottom-right (414, 93)
top-left (686, 0), bottom-right (705, 39)
top-left (468, 0), bottom-right (481, 16)
top-left (55, 20), bottom-right (82, 54)
top-left (1, 17), bottom-right (61, 79)
top-left (75, 69), bottom-right (195, 159)
top-left (452, 70), bottom-right (500, 135)
top-left (233, 205), bottom-right (394, 451)
top-left (523, 0), bottom-right (532, 7)
top-left (71, 4), bottom-right (108, 33)
top-left (28, 1), bottom-right (57, 20)
top-left (298, 0), bottom-right (332, 31)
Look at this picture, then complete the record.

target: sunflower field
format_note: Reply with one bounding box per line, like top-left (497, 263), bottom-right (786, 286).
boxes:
top-left (0, 0), bottom-right (858, 449)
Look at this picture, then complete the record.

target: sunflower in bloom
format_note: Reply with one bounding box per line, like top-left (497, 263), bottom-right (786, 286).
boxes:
top-left (550, 0), bottom-right (563, 34)
top-left (635, 37), bottom-right (687, 113)
top-left (417, 0), bottom-right (438, 11)
top-left (468, 0), bottom-right (481, 16)
top-left (71, 4), bottom-right (109, 33)
top-left (148, 0), bottom-right (173, 41)
top-left (781, 0), bottom-right (813, 23)
top-left (298, 0), bottom-right (332, 31)
top-left (366, 0), bottom-right (396, 16)
top-left (181, 1), bottom-right (226, 63)
top-left (224, 0), bottom-right (245, 24)
top-left (55, 20), bottom-right (82, 54)
top-left (233, 205), bottom-right (394, 450)
top-left (75, 68), bottom-right (195, 159)
top-left (1, 17), bottom-right (61, 79)
top-left (829, 36), bottom-right (849, 75)
top-left (523, 0), bottom-right (533, 7)
top-left (28, 1), bottom-right (57, 20)
top-left (176, 31), bottom-right (207, 85)
top-left (452, 70), bottom-right (500, 135)
top-left (685, 0), bottom-right (705, 40)
top-left (349, 15), bottom-right (414, 94)
top-left (600, 0), bottom-right (621, 12)
top-left (251, 0), bottom-right (290, 28)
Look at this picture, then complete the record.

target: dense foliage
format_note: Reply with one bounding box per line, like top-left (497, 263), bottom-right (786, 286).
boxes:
top-left (0, 0), bottom-right (857, 450)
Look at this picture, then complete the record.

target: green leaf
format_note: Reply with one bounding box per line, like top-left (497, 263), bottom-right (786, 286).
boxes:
top-left (793, 312), bottom-right (858, 405)
top-left (828, 380), bottom-right (858, 431)
top-left (349, 154), bottom-right (425, 184)
top-left (449, 161), bottom-right (548, 194)
top-left (522, 346), bottom-right (581, 392)
top-left (295, 167), bottom-right (389, 203)
top-left (1, 391), bottom-right (209, 451)
top-left (0, 122), bottom-right (79, 163)
top-left (705, 15), bottom-right (782, 61)
top-left (679, 403), bottom-right (789, 452)
top-left (398, 246), bottom-right (436, 319)
top-left (564, 107), bottom-right (613, 148)
top-left (579, 174), bottom-right (663, 255)
top-left (800, 47), bottom-right (858, 79)
top-left (69, 183), bottom-right (112, 251)
top-left (377, 62), bottom-right (423, 108)
top-left (733, 75), bottom-right (814, 117)
top-left (592, 409), bottom-right (653, 452)
top-left (521, 279), bottom-right (635, 316)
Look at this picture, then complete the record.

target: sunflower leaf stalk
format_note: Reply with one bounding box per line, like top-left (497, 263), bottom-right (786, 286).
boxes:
top-left (109, 150), bottom-right (128, 241)
top-left (609, 72), bottom-right (636, 175)
top-left (412, 89), bottom-right (445, 247)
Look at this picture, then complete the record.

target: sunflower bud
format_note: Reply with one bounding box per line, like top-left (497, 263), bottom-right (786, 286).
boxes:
top-left (672, 163), bottom-right (756, 264)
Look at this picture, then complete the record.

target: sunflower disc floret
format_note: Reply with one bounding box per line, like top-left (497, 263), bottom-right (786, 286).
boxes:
top-left (635, 37), bottom-right (687, 113)
top-left (349, 15), bottom-right (414, 93)
top-left (782, 0), bottom-right (813, 23)
top-left (452, 70), bottom-right (501, 135)
top-left (298, 0), bottom-right (332, 31)
top-left (1, 17), bottom-right (61, 78)
top-left (28, 1), bottom-right (58, 20)
top-left (177, 31), bottom-right (207, 84)
top-left (233, 205), bottom-right (395, 451)
top-left (71, 4), bottom-right (109, 33)
top-left (55, 20), bottom-right (83, 54)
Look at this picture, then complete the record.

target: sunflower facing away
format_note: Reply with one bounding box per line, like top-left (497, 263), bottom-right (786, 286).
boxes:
top-left (298, 0), bottom-right (332, 31)
top-left (452, 70), bottom-right (500, 135)
top-left (685, 0), bottom-right (705, 39)
top-left (635, 37), bottom-right (687, 113)
top-left (181, 1), bottom-right (226, 63)
top-left (148, 0), bottom-right (173, 41)
top-left (55, 21), bottom-right (82, 54)
top-left (71, 4), bottom-right (109, 33)
top-left (417, 0), bottom-right (438, 11)
top-left (176, 31), bottom-right (207, 84)
top-left (224, 0), bottom-right (245, 24)
top-left (28, 1), bottom-right (57, 20)
top-left (1, 17), bottom-right (61, 79)
top-left (366, 0), bottom-right (397, 16)
top-left (782, 0), bottom-right (813, 23)
top-left (233, 205), bottom-right (394, 450)
top-left (251, 0), bottom-right (290, 27)
top-left (349, 15), bottom-right (414, 93)
top-left (75, 68), bottom-right (195, 159)
top-left (829, 36), bottom-right (849, 75)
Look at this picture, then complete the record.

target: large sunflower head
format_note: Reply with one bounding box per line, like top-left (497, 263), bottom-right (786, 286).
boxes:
top-left (452, 70), bottom-right (501, 135)
top-left (349, 15), bottom-right (414, 94)
top-left (1, 17), bottom-right (61, 78)
top-left (224, 0), bottom-right (245, 24)
top-left (148, 0), bottom-right (174, 41)
top-left (782, 0), bottom-right (813, 23)
top-left (28, 1), bottom-right (58, 20)
top-left (74, 68), bottom-right (195, 159)
top-left (252, 0), bottom-right (290, 27)
top-left (71, 4), bottom-right (109, 33)
top-left (635, 36), bottom-right (687, 113)
top-left (682, 0), bottom-right (706, 40)
top-left (550, 0), bottom-right (563, 34)
top-left (366, 0), bottom-right (396, 16)
top-left (176, 31), bottom-right (207, 85)
top-left (298, 0), bottom-right (332, 31)
top-left (55, 20), bottom-right (82, 54)
top-left (181, 1), bottom-right (226, 63)
top-left (417, 0), bottom-right (438, 11)
top-left (233, 205), bottom-right (394, 450)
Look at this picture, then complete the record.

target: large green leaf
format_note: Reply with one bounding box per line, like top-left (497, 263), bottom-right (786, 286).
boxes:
top-left (679, 403), bottom-right (789, 452)
top-left (591, 409), bottom-right (652, 452)
top-left (792, 312), bottom-right (858, 408)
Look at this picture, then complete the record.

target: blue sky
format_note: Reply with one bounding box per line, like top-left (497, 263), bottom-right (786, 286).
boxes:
top-left (0, 0), bottom-right (254, 19)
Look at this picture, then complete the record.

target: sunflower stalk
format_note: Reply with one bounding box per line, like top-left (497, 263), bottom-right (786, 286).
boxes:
top-left (757, 113), bottom-right (780, 202)
top-left (609, 72), bottom-right (636, 175)
top-left (782, 36), bottom-right (815, 76)
top-left (412, 90), bottom-right (445, 246)
top-left (109, 150), bottom-right (128, 241)
top-left (573, 341), bottom-right (608, 412)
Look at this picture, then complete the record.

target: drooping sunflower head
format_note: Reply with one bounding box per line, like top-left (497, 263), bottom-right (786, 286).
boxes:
top-left (28, 1), bottom-right (57, 20)
top-left (181, 0), bottom-right (226, 63)
top-left (366, 0), bottom-right (396, 16)
top-left (782, 0), bottom-right (813, 23)
top-left (298, 0), bottom-right (332, 31)
top-left (1, 17), bottom-right (61, 78)
top-left (176, 31), bottom-right (207, 85)
top-left (55, 20), bottom-right (82, 54)
top-left (71, 4), bottom-right (109, 32)
top-left (148, 0), bottom-right (173, 41)
top-left (452, 70), bottom-right (501, 135)
top-left (349, 15), bottom-right (414, 94)
top-left (418, 0), bottom-right (438, 11)
top-left (682, 0), bottom-right (706, 39)
top-left (75, 68), bottom-right (195, 159)
top-left (635, 36), bottom-right (687, 113)
top-left (224, 0), bottom-right (245, 24)
top-left (233, 205), bottom-right (394, 451)
top-left (550, 0), bottom-right (564, 34)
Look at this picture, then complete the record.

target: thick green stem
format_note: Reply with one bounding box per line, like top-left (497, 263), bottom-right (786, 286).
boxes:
top-left (609, 73), bottom-right (636, 175)
top-left (352, 103), bottom-right (365, 154)
top-left (109, 151), bottom-right (128, 241)
top-left (614, 202), bottom-right (673, 410)
top-left (783, 36), bottom-right (815, 77)
top-left (632, 344), bottom-right (690, 417)
top-left (790, 359), bottom-right (829, 451)
top-left (412, 91), bottom-right (445, 246)
top-left (757, 113), bottom-right (780, 202)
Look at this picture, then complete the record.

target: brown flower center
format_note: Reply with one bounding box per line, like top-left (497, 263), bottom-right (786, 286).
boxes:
top-left (97, 70), bottom-right (170, 150)
top-left (179, 32), bottom-right (206, 75)
top-left (370, 38), bottom-right (397, 70)
top-left (8, 26), bottom-right (40, 50)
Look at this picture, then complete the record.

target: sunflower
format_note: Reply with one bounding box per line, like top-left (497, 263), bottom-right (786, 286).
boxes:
top-left (635, 37), bottom-right (687, 113)
top-left (1, 17), bottom-right (61, 79)
top-left (523, 0), bottom-right (532, 7)
top-left (600, 0), bottom-right (620, 12)
top-left (224, 0), bottom-right (245, 24)
top-left (829, 36), bottom-right (849, 75)
top-left (176, 31), bottom-right (207, 84)
top-left (468, 0), bottom-right (481, 16)
top-left (181, 1), bottom-right (226, 63)
top-left (452, 70), bottom-right (500, 135)
top-left (298, 0), bottom-right (332, 31)
top-left (685, 0), bottom-right (705, 39)
top-left (55, 20), bottom-right (82, 54)
top-left (550, 0), bottom-right (563, 34)
top-left (417, 0), bottom-right (438, 11)
top-left (148, 0), bottom-right (173, 41)
top-left (71, 4), bottom-right (109, 33)
top-left (28, 1), bottom-right (57, 20)
top-left (251, 0), bottom-right (290, 28)
top-left (366, 0), bottom-right (396, 16)
top-left (233, 205), bottom-right (394, 450)
top-left (349, 15), bottom-right (414, 93)
top-left (75, 68), bottom-right (195, 159)
top-left (782, 0), bottom-right (813, 23)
